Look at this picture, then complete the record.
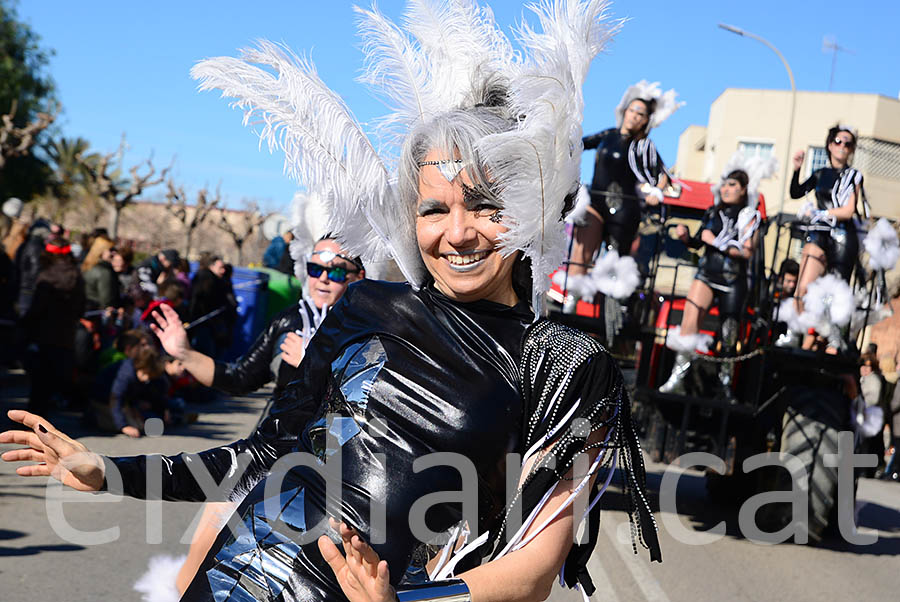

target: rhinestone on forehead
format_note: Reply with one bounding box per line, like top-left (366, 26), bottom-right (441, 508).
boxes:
top-left (418, 158), bottom-right (465, 183)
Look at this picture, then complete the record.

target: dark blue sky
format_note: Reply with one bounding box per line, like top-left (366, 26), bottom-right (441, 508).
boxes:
top-left (20, 0), bottom-right (900, 211)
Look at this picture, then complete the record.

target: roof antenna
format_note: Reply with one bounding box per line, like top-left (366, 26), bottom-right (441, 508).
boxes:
top-left (822, 36), bottom-right (855, 91)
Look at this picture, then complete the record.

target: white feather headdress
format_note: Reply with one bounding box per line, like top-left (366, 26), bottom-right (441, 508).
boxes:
top-left (614, 80), bottom-right (683, 131)
top-left (191, 0), bottom-right (621, 316)
top-left (711, 151), bottom-right (778, 210)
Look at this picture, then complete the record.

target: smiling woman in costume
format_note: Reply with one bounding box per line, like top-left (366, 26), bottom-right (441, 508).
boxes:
top-left (0, 2), bottom-right (660, 601)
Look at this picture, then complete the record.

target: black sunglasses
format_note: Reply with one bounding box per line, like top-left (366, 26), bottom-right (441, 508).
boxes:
top-left (306, 262), bottom-right (359, 283)
top-left (832, 137), bottom-right (854, 148)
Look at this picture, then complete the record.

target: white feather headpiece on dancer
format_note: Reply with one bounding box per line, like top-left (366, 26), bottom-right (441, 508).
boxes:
top-left (711, 151), bottom-right (778, 210)
top-left (614, 79), bottom-right (683, 131)
top-left (191, 0), bottom-right (622, 317)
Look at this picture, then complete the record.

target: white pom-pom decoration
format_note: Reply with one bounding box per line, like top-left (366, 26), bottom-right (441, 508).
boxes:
top-left (588, 250), bottom-right (641, 299)
top-left (864, 218), bottom-right (900, 271)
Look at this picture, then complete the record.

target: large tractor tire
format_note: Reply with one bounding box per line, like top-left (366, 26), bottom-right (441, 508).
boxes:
top-left (772, 386), bottom-right (846, 543)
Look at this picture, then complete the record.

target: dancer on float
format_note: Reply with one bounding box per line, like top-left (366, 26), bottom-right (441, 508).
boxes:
top-left (659, 153), bottom-right (775, 398)
top-left (566, 81), bottom-right (681, 281)
top-left (1, 2), bottom-right (659, 601)
top-left (778, 125), bottom-right (865, 349)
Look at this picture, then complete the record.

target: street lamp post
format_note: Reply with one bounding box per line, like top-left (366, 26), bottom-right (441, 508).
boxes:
top-left (718, 24), bottom-right (796, 216)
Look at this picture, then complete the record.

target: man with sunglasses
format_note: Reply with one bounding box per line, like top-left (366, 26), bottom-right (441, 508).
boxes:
top-left (150, 236), bottom-right (364, 404)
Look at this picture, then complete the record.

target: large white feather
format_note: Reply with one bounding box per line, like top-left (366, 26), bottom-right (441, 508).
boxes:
top-left (479, 0), bottom-right (618, 312)
top-left (191, 42), bottom-right (425, 285)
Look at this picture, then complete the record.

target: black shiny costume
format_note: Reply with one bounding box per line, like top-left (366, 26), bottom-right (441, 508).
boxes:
top-left (790, 167), bottom-right (860, 281)
top-left (213, 298), bottom-right (325, 428)
top-left (583, 128), bottom-right (665, 253)
top-left (104, 281), bottom-right (659, 601)
top-left (686, 204), bottom-right (750, 320)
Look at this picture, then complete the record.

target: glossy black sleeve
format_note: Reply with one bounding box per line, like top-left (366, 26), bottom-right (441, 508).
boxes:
top-left (582, 130), bottom-right (608, 151)
top-left (100, 304), bottom-right (338, 502)
top-left (790, 169), bottom-right (817, 199)
top-left (101, 381), bottom-right (322, 502)
top-left (211, 316), bottom-right (281, 395)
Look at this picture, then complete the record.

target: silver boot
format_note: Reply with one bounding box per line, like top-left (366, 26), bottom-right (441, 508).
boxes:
top-left (660, 351), bottom-right (692, 394)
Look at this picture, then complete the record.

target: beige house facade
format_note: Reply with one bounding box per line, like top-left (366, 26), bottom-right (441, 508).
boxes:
top-left (674, 88), bottom-right (900, 219)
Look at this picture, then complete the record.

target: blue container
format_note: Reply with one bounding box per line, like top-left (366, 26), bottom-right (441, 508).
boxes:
top-left (223, 267), bottom-right (270, 361)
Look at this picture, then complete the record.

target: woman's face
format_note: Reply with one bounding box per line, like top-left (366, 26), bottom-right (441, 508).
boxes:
top-left (415, 150), bottom-right (518, 305)
top-left (720, 178), bottom-right (747, 205)
top-left (307, 239), bottom-right (362, 309)
top-left (829, 130), bottom-right (855, 166)
top-left (110, 251), bottom-right (125, 272)
top-left (622, 99), bottom-right (650, 135)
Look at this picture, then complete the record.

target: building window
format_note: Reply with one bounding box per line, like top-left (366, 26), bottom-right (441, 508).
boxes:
top-left (738, 140), bottom-right (774, 160)
top-left (807, 146), bottom-right (829, 176)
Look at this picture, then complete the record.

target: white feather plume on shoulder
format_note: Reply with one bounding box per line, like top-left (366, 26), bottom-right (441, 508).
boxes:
top-left (191, 41), bottom-right (425, 285)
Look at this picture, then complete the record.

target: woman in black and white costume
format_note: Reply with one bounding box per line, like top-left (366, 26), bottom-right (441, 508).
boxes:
top-left (568, 80), bottom-right (681, 280)
top-left (1, 3), bottom-right (660, 602)
top-left (659, 153), bottom-right (775, 397)
top-left (778, 125), bottom-right (866, 349)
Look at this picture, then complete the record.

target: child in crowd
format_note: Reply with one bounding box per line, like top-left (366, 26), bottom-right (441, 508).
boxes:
top-left (92, 346), bottom-right (169, 437)
top-left (97, 328), bottom-right (153, 370)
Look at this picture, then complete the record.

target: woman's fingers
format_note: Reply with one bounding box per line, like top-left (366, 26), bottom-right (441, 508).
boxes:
top-left (1, 448), bottom-right (45, 463)
top-left (16, 463), bottom-right (52, 477)
top-left (0, 428), bottom-right (42, 448)
top-left (152, 308), bottom-right (169, 330)
top-left (318, 534), bottom-right (346, 571)
top-left (159, 302), bottom-right (181, 324)
top-left (351, 535), bottom-right (385, 580)
top-left (7, 409), bottom-right (56, 432)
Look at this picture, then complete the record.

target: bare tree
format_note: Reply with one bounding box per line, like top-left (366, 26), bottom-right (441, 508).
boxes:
top-left (0, 100), bottom-right (56, 170)
top-left (165, 179), bottom-right (221, 257)
top-left (81, 138), bottom-right (170, 239)
top-left (215, 200), bottom-right (265, 266)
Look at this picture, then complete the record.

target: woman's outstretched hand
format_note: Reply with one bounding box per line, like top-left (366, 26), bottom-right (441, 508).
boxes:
top-left (318, 519), bottom-right (395, 602)
top-left (150, 302), bottom-right (191, 360)
top-left (0, 410), bottom-right (105, 492)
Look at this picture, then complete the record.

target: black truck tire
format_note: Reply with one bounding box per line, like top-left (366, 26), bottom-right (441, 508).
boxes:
top-left (775, 386), bottom-right (845, 543)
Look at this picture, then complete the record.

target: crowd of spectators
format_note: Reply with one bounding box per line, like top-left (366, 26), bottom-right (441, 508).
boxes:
top-left (1, 215), bottom-right (238, 438)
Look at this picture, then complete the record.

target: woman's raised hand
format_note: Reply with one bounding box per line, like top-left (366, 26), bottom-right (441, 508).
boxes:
top-left (792, 149), bottom-right (806, 171)
top-left (318, 519), bottom-right (395, 602)
top-left (150, 302), bottom-right (191, 360)
top-left (0, 410), bottom-right (105, 492)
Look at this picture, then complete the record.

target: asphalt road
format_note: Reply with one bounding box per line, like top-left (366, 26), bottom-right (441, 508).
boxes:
top-left (1, 371), bottom-right (897, 602)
